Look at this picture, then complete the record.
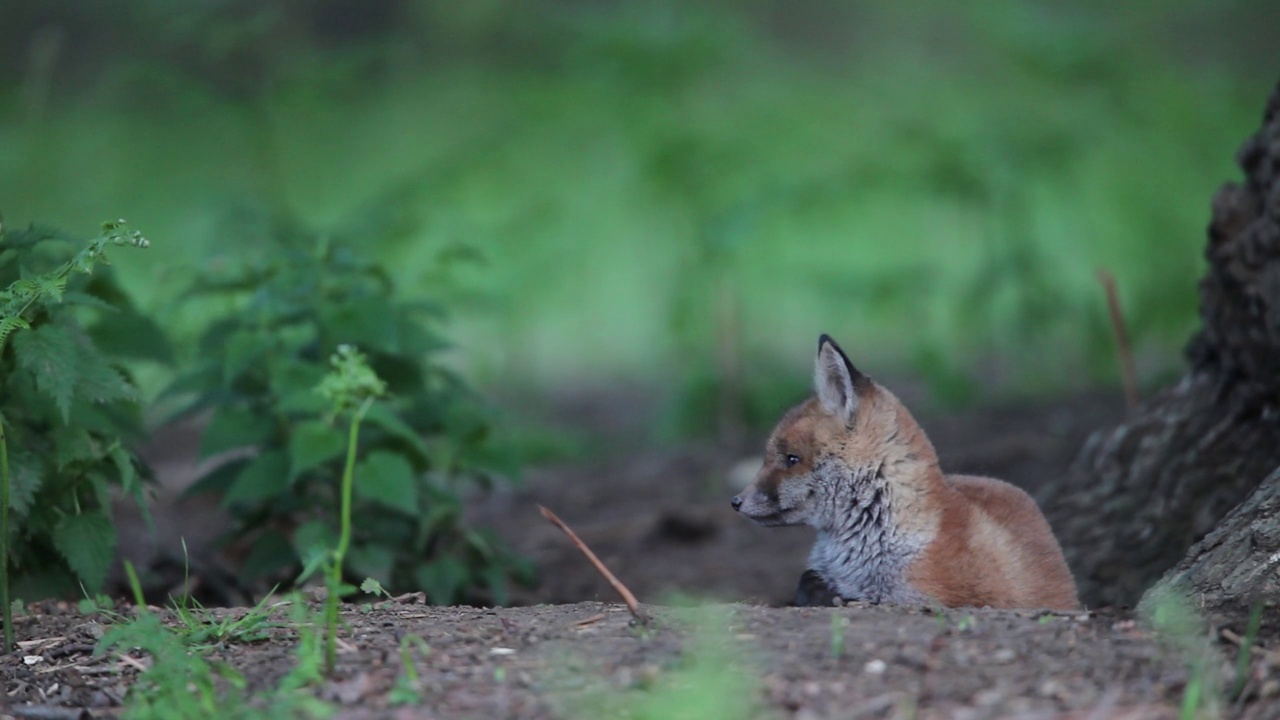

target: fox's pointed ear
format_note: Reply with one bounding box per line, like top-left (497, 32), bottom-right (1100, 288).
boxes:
top-left (814, 334), bottom-right (867, 423)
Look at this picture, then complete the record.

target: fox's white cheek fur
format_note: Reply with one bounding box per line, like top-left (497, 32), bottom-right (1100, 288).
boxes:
top-left (777, 479), bottom-right (808, 511)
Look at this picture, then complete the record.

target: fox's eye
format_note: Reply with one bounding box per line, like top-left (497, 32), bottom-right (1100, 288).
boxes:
top-left (784, 454), bottom-right (801, 468)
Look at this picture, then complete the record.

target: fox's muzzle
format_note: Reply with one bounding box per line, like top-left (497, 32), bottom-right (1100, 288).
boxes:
top-left (731, 489), bottom-right (768, 514)
top-left (732, 488), bottom-right (789, 525)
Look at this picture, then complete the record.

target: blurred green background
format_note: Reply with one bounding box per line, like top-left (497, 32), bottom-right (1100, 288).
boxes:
top-left (2, 0), bottom-right (1275, 440)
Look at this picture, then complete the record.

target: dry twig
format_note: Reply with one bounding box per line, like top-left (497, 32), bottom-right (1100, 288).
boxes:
top-left (1221, 627), bottom-right (1278, 661)
top-left (11, 705), bottom-right (92, 720)
top-left (1097, 268), bottom-right (1140, 411)
top-left (537, 504), bottom-right (651, 625)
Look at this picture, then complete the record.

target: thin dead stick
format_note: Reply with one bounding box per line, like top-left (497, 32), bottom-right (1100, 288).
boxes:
top-left (1221, 627), bottom-right (1278, 661)
top-left (1097, 268), bottom-right (1140, 410)
top-left (538, 504), bottom-right (651, 625)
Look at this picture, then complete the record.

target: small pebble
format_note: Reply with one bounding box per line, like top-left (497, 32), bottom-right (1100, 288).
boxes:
top-left (864, 659), bottom-right (887, 675)
top-left (974, 689), bottom-right (1003, 707)
top-left (1038, 679), bottom-right (1066, 698)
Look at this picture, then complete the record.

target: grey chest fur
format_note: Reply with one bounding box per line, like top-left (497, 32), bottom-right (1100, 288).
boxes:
top-left (805, 464), bottom-right (931, 606)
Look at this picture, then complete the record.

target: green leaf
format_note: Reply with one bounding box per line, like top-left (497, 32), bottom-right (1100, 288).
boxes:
top-left (224, 451), bottom-right (289, 506)
top-left (60, 290), bottom-right (118, 313)
top-left (321, 296), bottom-right (400, 352)
top-left (222, 329), bottom-right (265, 385)
top-left (293, 519), bottom-right (337, 567)
top-left (463, 528), bottom-right (494, 561)
top-left (10, 566), bottom-right (79, 600)
top-left (86, 470), bottom-right (112, 516)
top-left (288, 420), bottom-right (345, 480)
top-left (35, 274), bottom-right (66, 305)
top-left (157, 363), bottom-right (220, 404)
top-left (355, 450), bottom-right (418, 512)
top-left (415, 557), bottom-right (469, 605)
top-left (109, 444), bottom-right (140, 496)
top-left (364, 404), bottom-right (431, 463)
top-left (87, 310), bottom-right (173, 363)
top-left (279, 392), bottom-right (327, 416)
top-left (185, 456), bottom-right (250, 497)
top-left (111, 444), bottom-right (153, 533)
top-left (71, 343), bottom-right (138, 407)
top-left (53, 425), bottom-right (97, 470)
top-left (274, 361), bottom-right (329, 414)
top-left (12, 324), bottom-right (78, 422)
top-left (359, 577), bottom-right (388, 598)
top-left (395, 309), bottom-right (450, 356)
top-left (201, 406), bottom-right (275, 458)
top-left (52, 512), bottom-right (116, 591)
top-left (0, 315), bottom-right (30, 356)
top-left (296, 547), bottom-right (330, 586)
top-left (508, 553), bottom-right (538, 586)
top-left (241, 530), bottom-right (296, 581)
top-left (483, 563), bottom-right (510, 607)
top-left (5, 450), bottom-right (43, 518)
top-left (348, 544), bottom-right (394, 586)
top-left (418, 493), bottom-right (461, 541)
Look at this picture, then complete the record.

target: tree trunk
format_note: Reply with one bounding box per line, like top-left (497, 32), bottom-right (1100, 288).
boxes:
top-left (1044, 79), bottom-right (1280, 610)
top-left (1148, 464), bottom-right (1280, 634)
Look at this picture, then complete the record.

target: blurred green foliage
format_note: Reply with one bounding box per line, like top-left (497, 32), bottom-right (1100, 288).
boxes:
top-left (166, 216), bottom-right (530, 604)
top-left (1, 0), bottom-right (1274, 434)
top-left (0, 220), bottom-right (164, 598)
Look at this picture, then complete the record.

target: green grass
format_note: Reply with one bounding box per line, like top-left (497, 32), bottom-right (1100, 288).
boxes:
top-left (168, 591), bottom-right (281, 649)
top-left (159, 541), bottom-right (283, 648)
top-left (1231, 603), bottom-right (1264, 700)
top-left (98, 563), bottom-right (333, 719)
top-left (388, 634), bottom-right (432, 707)
top-left (566, 604), bottom-right (768, 720)
top-left (1, 0), bottom-right (1271, 422)
top-left (1141, 583), bottom-right (1224, 720)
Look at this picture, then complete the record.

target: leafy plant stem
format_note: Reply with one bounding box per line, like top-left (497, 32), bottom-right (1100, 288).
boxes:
top-left (124, 559), bottom-right (147, 609)
top-left (0, 412), bottom-right (12, 652)
top-left (325, 395), bottom-right (373, 674)
top-left (1179, 674), bottom-right (1201, 720)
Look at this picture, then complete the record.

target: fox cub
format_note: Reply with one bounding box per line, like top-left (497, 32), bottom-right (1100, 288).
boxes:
top-left (732, 334), bottom-right (1079, 610)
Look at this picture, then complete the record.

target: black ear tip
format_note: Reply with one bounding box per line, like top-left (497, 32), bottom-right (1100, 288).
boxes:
top-left (816, 333), bottom-right (863, 380)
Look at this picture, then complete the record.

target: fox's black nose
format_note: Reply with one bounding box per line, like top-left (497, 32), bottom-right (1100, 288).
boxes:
top-left (731, 495), bottom-right (743, 511)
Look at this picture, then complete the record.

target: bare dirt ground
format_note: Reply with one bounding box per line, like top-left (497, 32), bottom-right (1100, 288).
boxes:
top-left (0, 594), bottom-right (1239, 717)
top-left (3, 597), bottom-right (1277, 719)
top-left (4, 387), bottom-right (1280, 718)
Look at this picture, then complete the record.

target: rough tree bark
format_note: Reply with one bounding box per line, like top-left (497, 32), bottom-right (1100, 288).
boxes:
top-left (1043, 80), bottom-right (1280, 610)
top-left (1149, 464), bottom-right (1280, 633)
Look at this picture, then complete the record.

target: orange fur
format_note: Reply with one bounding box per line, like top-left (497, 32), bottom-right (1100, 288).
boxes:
top-left (908, 475), bottom-right (1079, 609)
top-left (733, 335), bottom-right (1079, 610)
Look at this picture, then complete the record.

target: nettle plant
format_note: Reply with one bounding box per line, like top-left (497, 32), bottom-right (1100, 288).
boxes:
top-left (0, 219), bottom-right (164, 602)
top-left (169, 233), bottom-right (529, 604)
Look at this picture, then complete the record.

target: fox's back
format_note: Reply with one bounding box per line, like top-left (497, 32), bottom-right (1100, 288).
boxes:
top-left (908, 475), bottom-right (1079, 610)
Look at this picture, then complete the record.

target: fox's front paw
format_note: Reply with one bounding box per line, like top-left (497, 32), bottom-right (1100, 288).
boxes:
top-left (794, 569), bottom-right (842, 607)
